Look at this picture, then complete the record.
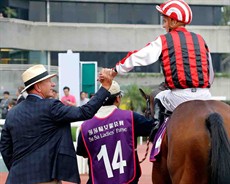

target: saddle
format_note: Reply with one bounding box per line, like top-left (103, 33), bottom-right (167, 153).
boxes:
top-left (149, 109), bottom-right (172, 162)
top-left (149, 109), bottom-right (172, 142)
top-left (150, 116), bottom-right (170, 162)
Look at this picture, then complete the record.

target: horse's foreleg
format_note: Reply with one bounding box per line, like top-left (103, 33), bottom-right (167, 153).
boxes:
top-left (152, 160), bottom-right (171, 184)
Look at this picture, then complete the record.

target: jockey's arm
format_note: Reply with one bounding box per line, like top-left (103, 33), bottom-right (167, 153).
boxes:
top-left (114, 37), bottom-right (162, 75)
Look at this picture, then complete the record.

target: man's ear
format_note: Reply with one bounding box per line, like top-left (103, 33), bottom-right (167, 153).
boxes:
top-left (115, 95), bottom-right (120, 102)
top-left (34, 83), bottom-right (41, 92)
top-left (115, 95), bottom-right (122, 106)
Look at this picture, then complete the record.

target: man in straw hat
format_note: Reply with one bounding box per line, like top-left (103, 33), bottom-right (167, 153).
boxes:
top-left (77, 80), bottom-right (154, 184)
top-left (0, 64), bottom-right (114, 184)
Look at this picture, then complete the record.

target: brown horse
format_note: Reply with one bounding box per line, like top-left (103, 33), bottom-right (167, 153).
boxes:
top-left (141, 87), bottom-right (230, 184)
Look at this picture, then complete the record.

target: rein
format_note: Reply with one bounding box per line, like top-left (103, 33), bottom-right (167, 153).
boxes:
top-left (139, 137), bottom-right (151, 163)
top-left (139, 93), bottom-right (152, 164)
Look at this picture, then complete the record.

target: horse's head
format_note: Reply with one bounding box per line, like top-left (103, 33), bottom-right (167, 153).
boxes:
top-left (139, 82), bottom-right (168, 119)
top-left (139, 88), bottom-right (151, 119)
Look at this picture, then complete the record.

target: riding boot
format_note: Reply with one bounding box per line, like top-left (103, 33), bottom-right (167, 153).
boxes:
top-left (149, 98), bottom-right (165, 142)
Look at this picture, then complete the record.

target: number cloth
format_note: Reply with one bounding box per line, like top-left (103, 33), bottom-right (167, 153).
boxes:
top-left (81, 109), bottom-right (136, 184)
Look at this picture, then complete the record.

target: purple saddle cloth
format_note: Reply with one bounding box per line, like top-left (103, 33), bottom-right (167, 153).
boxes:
top-left (150, 118), bottom-right (168, 162)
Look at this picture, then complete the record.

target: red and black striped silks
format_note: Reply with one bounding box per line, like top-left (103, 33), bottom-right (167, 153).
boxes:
top-left (159, 27), bottom-right (210, 89)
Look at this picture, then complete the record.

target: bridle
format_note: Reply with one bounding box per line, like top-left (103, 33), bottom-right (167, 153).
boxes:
top-left (145, 97), bottom-right (152, 119)
top-left (139, 88), bottom-right (152, 120)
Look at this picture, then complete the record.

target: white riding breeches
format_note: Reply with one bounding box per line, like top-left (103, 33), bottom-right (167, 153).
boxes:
top-left (155, 88), bottom-right (212, 112)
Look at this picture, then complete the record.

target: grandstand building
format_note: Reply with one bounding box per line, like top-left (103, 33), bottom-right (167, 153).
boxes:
top-left (0, 0), bottom-right (229, 96)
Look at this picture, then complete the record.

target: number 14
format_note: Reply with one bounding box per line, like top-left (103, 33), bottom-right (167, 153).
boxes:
top-left (97, 140), bottom-right (127, 178)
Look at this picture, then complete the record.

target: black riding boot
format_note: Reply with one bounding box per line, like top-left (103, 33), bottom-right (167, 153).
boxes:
top-left (149, 98), bottom-right (165, 142)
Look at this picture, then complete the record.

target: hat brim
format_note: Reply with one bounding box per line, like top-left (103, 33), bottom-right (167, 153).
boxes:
top-left (21, 73), bottom-right (57, 93)
top-left (156, 5), bottom-right (164, 15)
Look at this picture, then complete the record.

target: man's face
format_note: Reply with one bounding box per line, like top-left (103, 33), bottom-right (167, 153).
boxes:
top-left (64, 89), bottom-right (70, 96)
top-left (52, 90), bottom-right (58, 98)
top-left (16, 90), bottom-right (19, 97)
top-left (37, 78), bottom-right (56, 99)
top-left (162, 16), bottom-right (170, 33)
top-left (80, 92), bottom-right (86, 100)
top-left (3, 94), bottom-right (9, 99)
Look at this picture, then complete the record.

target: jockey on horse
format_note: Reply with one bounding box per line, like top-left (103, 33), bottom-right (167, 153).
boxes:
top-left (112, 0), bottom-right (214, 137)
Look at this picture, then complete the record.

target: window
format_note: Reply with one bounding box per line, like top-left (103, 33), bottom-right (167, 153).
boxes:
top-left (29, 1), bottom-right (46, 21)
top-left (50, 2), bottom-right (104, 23)
top-left (191, 6), bottom-right (222, 25)
top-left (27, 2), bottom-right (222, 26)
top-left (105, 3), bottom-right (159, 24)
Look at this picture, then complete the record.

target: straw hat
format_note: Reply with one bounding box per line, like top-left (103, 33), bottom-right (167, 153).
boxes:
top-left (99, 80), bottom-right (121, 96)
top-left (108, 80), bottom-right (121, 96)
top-left (21, 65), bottom-right (57, 93)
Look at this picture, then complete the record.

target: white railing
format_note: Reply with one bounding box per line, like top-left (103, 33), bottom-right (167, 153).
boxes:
top-left (71, 121), bottom-right (89, 174)
top-left (0, 119), bottom-right (4, 126)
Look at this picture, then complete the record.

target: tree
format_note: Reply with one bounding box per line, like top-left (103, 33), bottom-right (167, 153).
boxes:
top-left (221, 6), bottom-right (230, 25)
top-left (120, 84), bottom-right (152, 113)
top-left (3, 7), bottom-right (17, 18)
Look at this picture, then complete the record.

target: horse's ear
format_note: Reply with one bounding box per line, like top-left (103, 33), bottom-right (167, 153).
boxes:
top-left (139, 88), bottom-right (148, 100)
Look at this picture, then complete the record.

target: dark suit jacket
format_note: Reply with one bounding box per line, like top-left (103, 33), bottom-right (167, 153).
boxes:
top-left (0, 87), bottom-right (110, 184)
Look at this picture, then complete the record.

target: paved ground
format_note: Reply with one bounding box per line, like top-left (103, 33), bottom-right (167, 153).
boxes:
top-left (0, 144), bottom-right (152, 184)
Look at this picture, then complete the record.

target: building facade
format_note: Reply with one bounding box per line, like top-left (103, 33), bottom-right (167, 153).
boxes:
top-left (0, 0), bottom-right (230, 96)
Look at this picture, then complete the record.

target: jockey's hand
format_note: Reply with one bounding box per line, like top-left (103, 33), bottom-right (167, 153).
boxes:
top-left (98, 68), bottom-right (114, 90)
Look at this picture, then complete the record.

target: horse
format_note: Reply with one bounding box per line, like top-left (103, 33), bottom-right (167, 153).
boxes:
top-left (140, 85), bottom-right (230, 184)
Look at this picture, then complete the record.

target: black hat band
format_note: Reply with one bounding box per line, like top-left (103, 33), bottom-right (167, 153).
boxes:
top-left (24, 71), bottom-right (48, 87)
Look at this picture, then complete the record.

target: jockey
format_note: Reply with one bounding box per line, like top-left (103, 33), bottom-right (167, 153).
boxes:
top-left (112, 0), bottom-right (214, 133)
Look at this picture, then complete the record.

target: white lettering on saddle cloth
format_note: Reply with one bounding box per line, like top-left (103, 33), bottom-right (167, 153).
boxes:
top-left (150, 118), bottom-right (168, 162)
